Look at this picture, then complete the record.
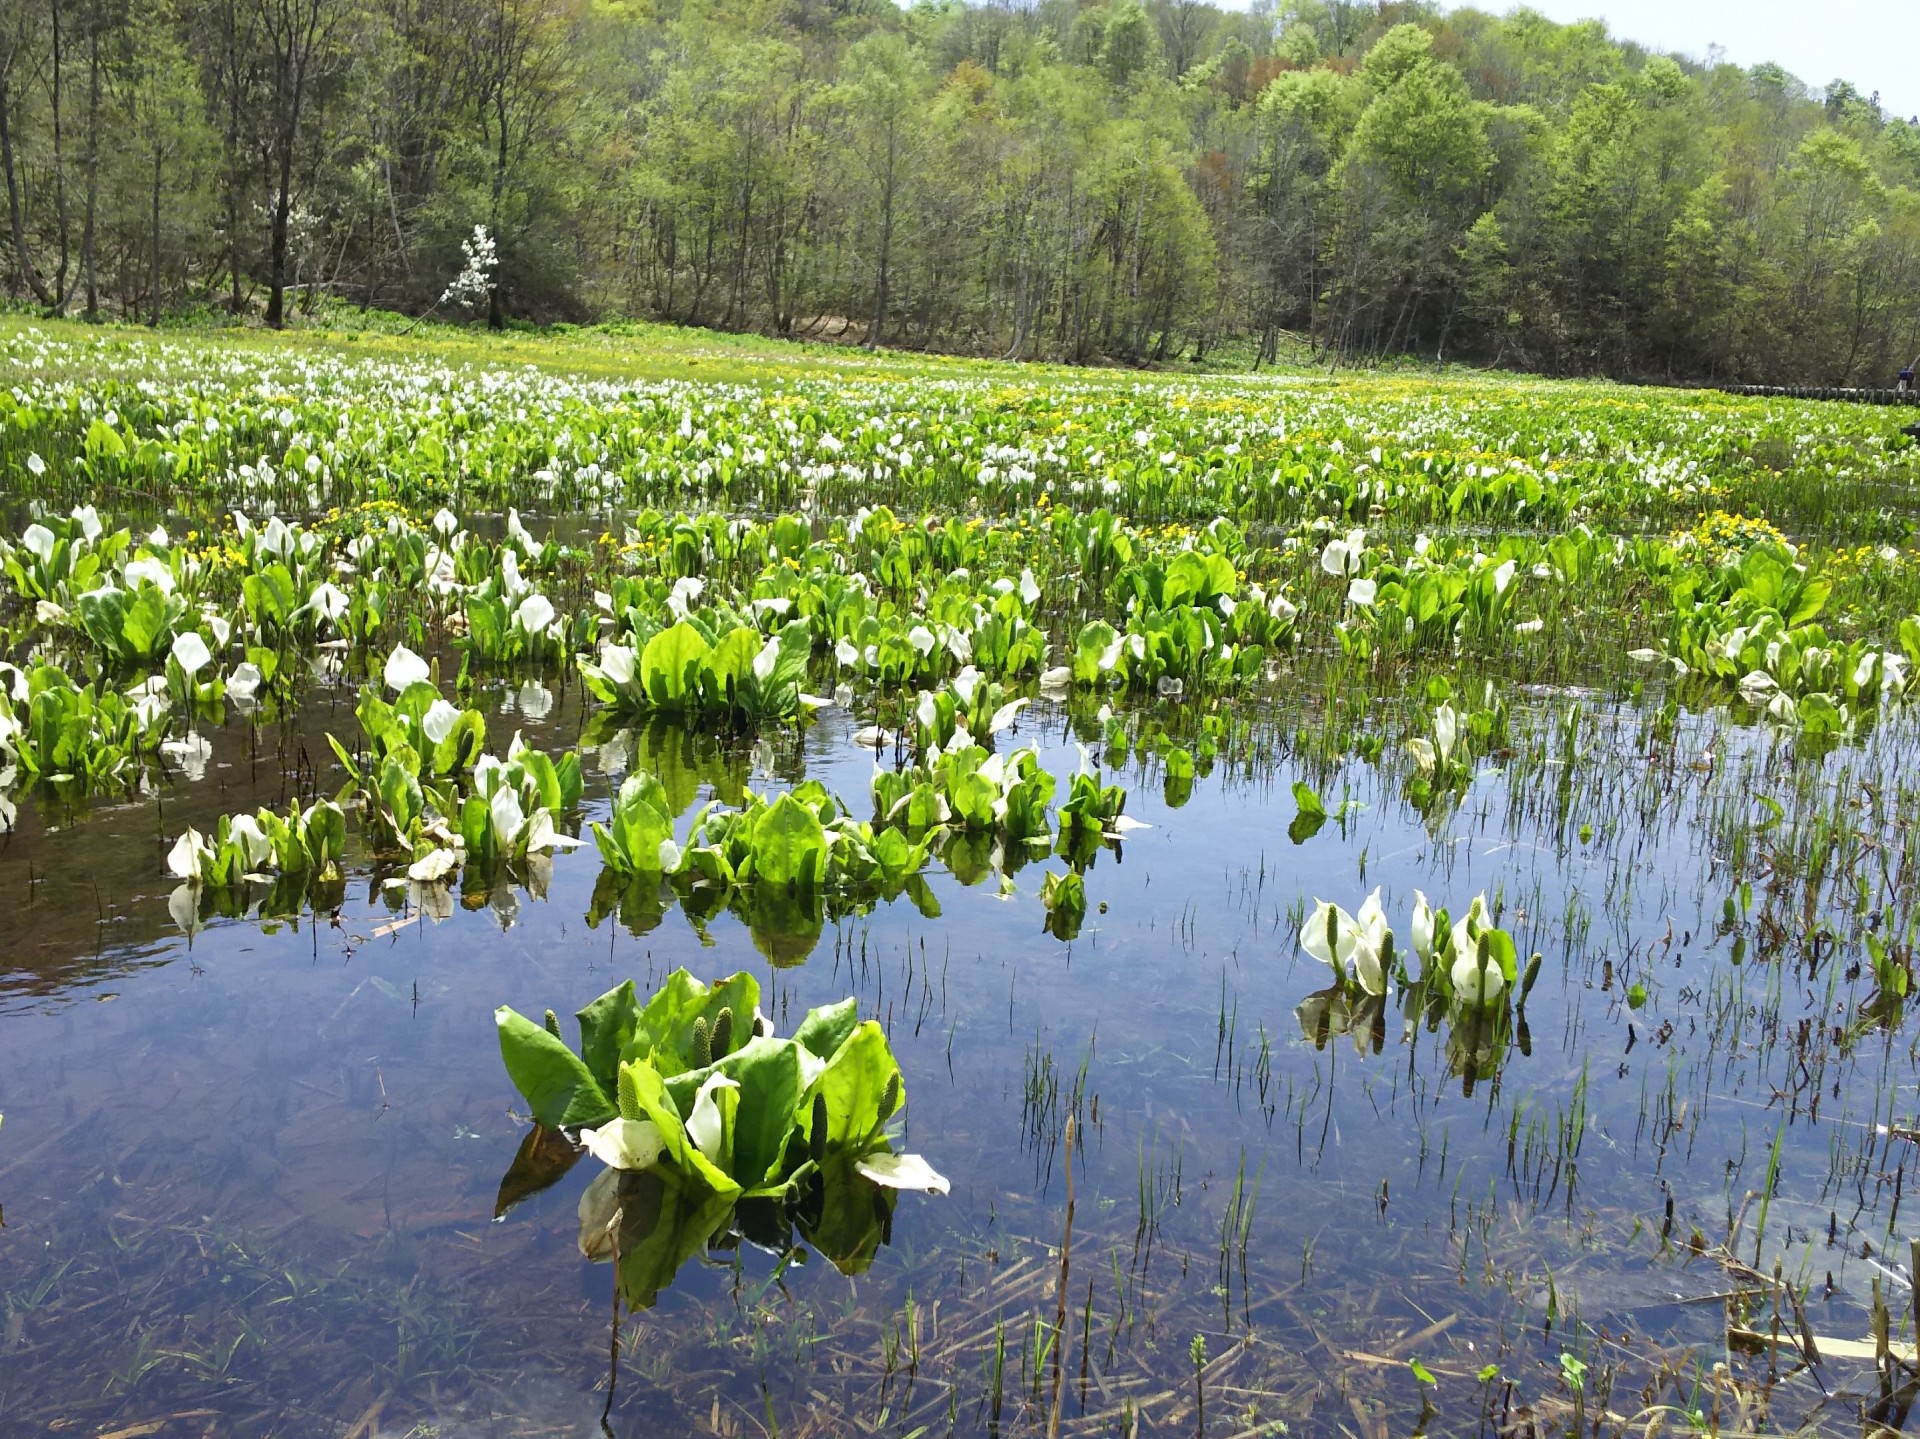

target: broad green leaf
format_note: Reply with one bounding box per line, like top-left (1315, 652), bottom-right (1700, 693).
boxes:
top-left (576, 979), bottom-right (641, 1088)
top-left (496, 1006), bottom-right (615, 1129)
top-left (641, 621), bottom-right (711, 709)
top-left (802, 1020), bottom-right (904, 1160)
top-left (750, 791), bottom-right (827, 888)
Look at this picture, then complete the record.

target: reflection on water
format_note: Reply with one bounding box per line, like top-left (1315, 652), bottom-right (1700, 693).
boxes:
top-left (2, 678), bottom-right (1919, 1436)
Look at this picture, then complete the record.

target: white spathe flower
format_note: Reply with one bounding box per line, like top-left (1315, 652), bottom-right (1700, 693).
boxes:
top-left (1350, 888), bottom-right (1390, 994)
top-left (522, 809), bottom-right (580, 854)
top-left (228, 814), bottom-right (272, 870)
top-left (421, 699), bottom-right (461, 745)
top-left (70, 505), bottom-right (102, 542)
top-left (1433, 704), bottom-right (1458, 765)
top-left (408, 846), bottom-right (460, 883)
top-left (685, 1073), bottom-right (741, 1156)
top-left (1354, 887), bottom-right (1390, 954)
top-left (666, 574), bottom-right (704, 619)
top-left (1320, 528), bottom-right (1366, 577)
top-left (1019, 569), bottom-right (1041, 606)
top-left (907, 624), bottom-right (937, 657)
top-left (25, 451), bottom-right (45, 477)
top-left (1301, 898), bottom-right (1384, 994)
top-left (1491, 559), bottom-right (1516, 594)
top-left (166, 827), bottom-right (209, 880)
top-left (425, 547), bottom-right (458, 594)
top-left (506, 508), bottom-right (538, 555)
top-left (124, 556), bottom-right (174, 593)
top-left (856, 1152), bottom-right (951, 1194)
top-left (500, 548), bottom-right (527, 601)
top-left (597, 643), bottom-right (635, 688)
top-left (226, 662), bottom-right (264, 701)
top-left (987, 698), bottom-right (1028, 735)
top-left (513, 592), bottom-right (555, 635)
top-left (1450, 893), bottom-right (1490, 964)
top-left (952, 666), bottom-right (982, 706)
top-left (384, 644), bottom-right (431, 693)
top-left (1451, 947), bottom-right (1508, 1007)
top-left (432, 508), bottom-right (459, 536)
top-left (21, 523), bottom-right (54, 563)
top-left (579, 1117), bottom-right (665, 1171)
top-left (310, 582), bottom-right (350, 623)
top-left (1347, 578), bottom-right (1377, 607)
top-left (490, 786), bottom-right (527, 847)
top-left (1411, 891), bottom-right (1435, 961)
top-left (170, 630), bottom-right (212, 678)
top-left (834, 638), bottom-right (859, 669)
top-left (752, 635), bottom-right (781, 682)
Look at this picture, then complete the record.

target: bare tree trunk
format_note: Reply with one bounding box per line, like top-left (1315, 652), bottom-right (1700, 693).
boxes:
top-left (49, 0), bottom-right (70, 311)
top-left (223, 0), bottom-right (246, 313)
top-left (150, 143), bottom-right (162, 326)
top-left (867, 122), bottom-right (896, 349)
top-left (487, 71), bottom-right (507, 331)
top-left (81, 14), bottom-right (97, 316)
top-left (266, 136), bottom-right (294, 326)
top-left (0, 46), bottom-right (52, 306)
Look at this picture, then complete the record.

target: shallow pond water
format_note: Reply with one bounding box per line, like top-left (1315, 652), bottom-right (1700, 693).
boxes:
top-left (2, 676), bottom-right (1917, 1438)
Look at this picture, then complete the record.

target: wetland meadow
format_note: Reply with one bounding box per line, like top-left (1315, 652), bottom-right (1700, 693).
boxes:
top-left (1, 319), bottom-right (1920, 1437)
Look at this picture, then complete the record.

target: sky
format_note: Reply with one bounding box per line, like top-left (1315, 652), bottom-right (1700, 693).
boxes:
top-left (1507, 0), bottom-right (1920, 121)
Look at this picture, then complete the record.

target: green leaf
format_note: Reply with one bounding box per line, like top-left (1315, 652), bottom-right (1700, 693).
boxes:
top-left (751, 791), bottom-right (827, 888)
top-left (623, 969), bottom-right (762, 1078)
top-left (430, 708), bottom-right (487, 774)
top-left (1784, 577), bottom-right (1830, 628)
top-left (495, 1006), bottom-right (615, 1129)
top-left (802, 1020), bottom-right (904, 1160)
top-left (575, 980), bottom-right (641, 1089)
top-left (793, 997), bottom-right (861, 1065)
top-left (122, 586), bottom-right (172, 660)
top-left (641, 621), bottom-right (712, 709)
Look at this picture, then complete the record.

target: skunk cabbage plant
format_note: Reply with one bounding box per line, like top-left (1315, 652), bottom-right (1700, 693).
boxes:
top-left (496, 970), bottom-right (946, 1306)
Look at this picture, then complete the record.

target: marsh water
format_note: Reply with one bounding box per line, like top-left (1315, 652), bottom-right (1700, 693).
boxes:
top-left (2, 661), bottom-right (1918, 1437)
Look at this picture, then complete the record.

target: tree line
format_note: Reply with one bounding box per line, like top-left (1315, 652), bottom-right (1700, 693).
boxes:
top-left (5, 0), bottom-right (1920, 384)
